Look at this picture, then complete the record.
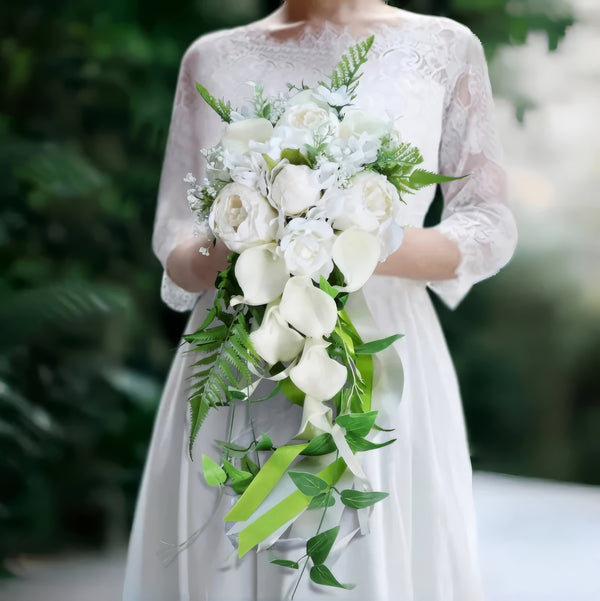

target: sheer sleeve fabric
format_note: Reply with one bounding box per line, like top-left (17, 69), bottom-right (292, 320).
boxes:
top-left (427, 31), bottom-right (518, 309)
top-left (152, 42), bottom-right (205, 312)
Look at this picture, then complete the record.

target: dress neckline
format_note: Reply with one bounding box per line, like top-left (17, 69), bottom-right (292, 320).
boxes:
top-left (232, 14), bottom-right (425, 51)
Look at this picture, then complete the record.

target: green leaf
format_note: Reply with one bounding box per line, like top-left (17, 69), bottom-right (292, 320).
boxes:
top-left (408, 168), bottom-right (467, 190)
top-left (340, 489), bottom-right (389, 509)
top-left (255, 433), bottom-right (274, 451)
top-left (223, 459), bottom-right (254, 493)
top-left (241, 454), bottom-right (260, 477)
top-left (280, 147), bottom-right (311, 167)
top-left (262, 153), bottom-right (278, 170)
top-left (202, 455), bottom-right (227, 486)
top-left (308, 492), bottom-right (336, 509)
top-left (307, 526), bottom-right (339, 565)
top-left (354, 334), bottom-right (403, 355)
top-left (195, 82), bottom-right (235, 123)
top-left (288, 471), bottom-right (329, 496)
top-left (335, 411), bottom-right (378, 437)
top-left (301, 433), bottom-right (337, 456)
top-left (345, 433), bottom-right (396, 453)
top-left (189, 397), bottom-right (211, 456)
top-left (319, 276), bottom-right (339, 299)
top-left (280, 377), bottom-right (305, 406)
top-left (270, 558), bottom-right (299, 569)
top-left (309, 564), bottom-right (356, 589)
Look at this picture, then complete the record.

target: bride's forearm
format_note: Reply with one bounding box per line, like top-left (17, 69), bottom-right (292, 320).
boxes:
top-left (165, 237), bottom-right (230, 292)
top-left (374, 226), bottom-right (461, 281)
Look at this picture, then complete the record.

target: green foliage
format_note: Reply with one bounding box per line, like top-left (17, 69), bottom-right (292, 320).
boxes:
top-left (195, 82), bottom-right (236, 123)
top-left (309, 564), bottom-right (356, 590)
top-left (307, 525), bottom-right (339, 564)
top-left (202, 454), bottom-right (227, 486)
top-left (340, 489), bottom-right (389, 509)
top-left (288, 472), bottom-right (330, 497)
top-left (184, 309), bottom-right (260, 456)
top-left (320, 35), bottom-right (375, 102)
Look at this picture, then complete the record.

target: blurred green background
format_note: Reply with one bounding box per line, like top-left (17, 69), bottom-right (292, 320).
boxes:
top-left (1, 0), bottom-right (597, 567)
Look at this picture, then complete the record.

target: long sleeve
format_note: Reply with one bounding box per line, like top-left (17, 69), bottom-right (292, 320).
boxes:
top-left (152, 41), bottom-right (205, 312)
top-left (427, 31), bottom-right (518, 310)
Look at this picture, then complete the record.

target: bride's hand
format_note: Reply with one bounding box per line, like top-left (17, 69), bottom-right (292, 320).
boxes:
top-left (166, 236), bottom-right (230, 292)
top-left (374, 226), bottom-right (461, 281)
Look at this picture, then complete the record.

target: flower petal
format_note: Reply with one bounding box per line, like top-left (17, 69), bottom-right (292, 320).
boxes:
top-left (332, 229), bottom-right (381, 292)
top-left (235, 244), bottom-right (289, 306)
top-left (289, 338), bottom-right (347, 401)
top-left (279, 276), bottom-right (337, 338)
top-left (295, 395), bottom-right (333, 440)
top-left (250, 303), bottom-right (305, 365)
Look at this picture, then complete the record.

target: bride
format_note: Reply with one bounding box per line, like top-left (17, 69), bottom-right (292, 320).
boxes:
top-left (123, 1), bottom-right (518, 599)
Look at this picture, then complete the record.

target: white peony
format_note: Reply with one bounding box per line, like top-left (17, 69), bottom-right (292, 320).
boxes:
top-left (270, 164), bottom-right (322, 216)
top-left (221, 118), bottom-right (274, 155)
top-left (209, 182), bottom-right (277, 253)
top-left (326, 171), bottom-right (406, 260)
top-left (279, 218), bottom-right (335, 280)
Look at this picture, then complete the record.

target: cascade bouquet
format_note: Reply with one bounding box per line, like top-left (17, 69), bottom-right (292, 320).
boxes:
top-left (181, 36), bottom-right (460, 594)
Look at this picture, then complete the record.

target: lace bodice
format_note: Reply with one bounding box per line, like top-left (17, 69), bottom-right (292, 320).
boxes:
top-left (152, 13), bottom-right (517, 312)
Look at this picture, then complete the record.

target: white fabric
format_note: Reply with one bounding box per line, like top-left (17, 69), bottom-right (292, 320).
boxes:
top-left (126, 13), bottom-right (518, 601)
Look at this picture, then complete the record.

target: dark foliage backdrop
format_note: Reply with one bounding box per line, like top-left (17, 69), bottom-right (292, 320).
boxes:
top-left (3, 0), bottom-right (596, 566)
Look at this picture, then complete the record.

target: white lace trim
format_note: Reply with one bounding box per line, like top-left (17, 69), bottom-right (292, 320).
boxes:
top-left (161, 271), bottom-right (202, 313)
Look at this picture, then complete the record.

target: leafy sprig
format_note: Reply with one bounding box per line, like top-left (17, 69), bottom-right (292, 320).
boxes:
top-left (319, 34), bottom-right (375, 101)
top-left (195, 82), bottom-right (237, 123)
top-left (183, 257), bottom-right (260, 456)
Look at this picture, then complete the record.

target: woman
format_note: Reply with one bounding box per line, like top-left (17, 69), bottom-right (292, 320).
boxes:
top-left (123, 1), bottom-right (518, 599)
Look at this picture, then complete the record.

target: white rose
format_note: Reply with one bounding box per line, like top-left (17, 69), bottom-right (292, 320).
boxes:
top-left (221, 118), bottom-right (274, 155)
top-left (277, 101), bottom-right (339, 136)
top-left (209, 182), bottom-right (277, 252)
top-left (339, 110), bottom-right (391, 139)
top-left (280, 218), bottom-right (335, 280)
top-left (326, 171), bottom-right (406, 260)
top-left (270, 164), bottom-right (322, 216)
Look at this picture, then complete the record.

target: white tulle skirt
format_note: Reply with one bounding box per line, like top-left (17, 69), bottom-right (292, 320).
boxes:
top-left (123, 275), bottom-right (485, 601)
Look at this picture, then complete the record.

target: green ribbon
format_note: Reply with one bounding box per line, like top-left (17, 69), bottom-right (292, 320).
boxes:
top-left (237, 457), bottom-right (347, 557)
top-left (223, 443), bottom-right (308, 522)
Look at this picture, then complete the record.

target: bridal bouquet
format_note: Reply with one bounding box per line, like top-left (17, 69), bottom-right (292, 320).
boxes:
top-left (181, 35), bottom-right (459, 594)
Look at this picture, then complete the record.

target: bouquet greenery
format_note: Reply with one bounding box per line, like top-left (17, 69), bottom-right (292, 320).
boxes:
top-left (181, 35), bottom-right (460, 594)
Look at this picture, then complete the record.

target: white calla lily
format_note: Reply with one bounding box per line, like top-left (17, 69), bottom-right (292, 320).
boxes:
top-left (234, 244), bottom-right (289, 306)
top-left (289, 338), bottom-right (347, 401)
top-left (221, 118), bottom-right (273, 155)
top-left (332, 229), bottom-right (381, 292)
top-left (279, 276), bottom-right (337, 339)
top-left (295, 395), bottom-right (334, 440)
top-left (250, 303), bottom-right (305, 365)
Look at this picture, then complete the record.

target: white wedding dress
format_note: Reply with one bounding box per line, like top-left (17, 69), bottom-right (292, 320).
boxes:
top-left (123, 12), bottom-right (517, 601)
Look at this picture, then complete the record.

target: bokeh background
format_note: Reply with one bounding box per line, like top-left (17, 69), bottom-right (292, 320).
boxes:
top-left (1, 0), bottom-right (598, 597)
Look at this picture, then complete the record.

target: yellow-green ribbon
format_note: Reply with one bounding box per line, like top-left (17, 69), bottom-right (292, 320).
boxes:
top-left (237, 457), bottom-right (347, 557)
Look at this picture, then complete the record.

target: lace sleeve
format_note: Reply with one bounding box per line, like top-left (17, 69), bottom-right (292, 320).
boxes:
top-left (427, 30), bottom-right (518, 309)
top-left (152, 41), bottom-right (205, 312)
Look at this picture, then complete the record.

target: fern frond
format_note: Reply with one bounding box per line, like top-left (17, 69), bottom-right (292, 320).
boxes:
top-left (189, 396), bottom-right (210, 452)
top-left (195, 82), bottom-right (236, 123)
top-left (320, 35), bottom-right (375, 99)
